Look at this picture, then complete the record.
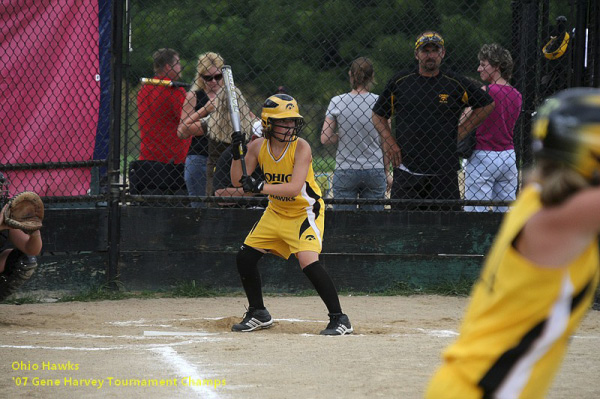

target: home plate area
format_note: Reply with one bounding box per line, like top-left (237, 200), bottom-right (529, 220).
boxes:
top-left (1, 296), bottom-right (598, 398)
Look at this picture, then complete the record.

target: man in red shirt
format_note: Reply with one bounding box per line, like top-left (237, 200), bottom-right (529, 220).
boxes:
top-left (131, 48), bottom-right (189, 196)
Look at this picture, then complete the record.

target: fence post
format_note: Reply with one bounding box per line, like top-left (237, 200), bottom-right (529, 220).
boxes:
top-left (107, 0), bottom-right (125, 289)
top-left (512, 0), bottom-right (540, 171)
top-left (592, 0), bottom-right (600, 88)
top-left (572, 0), bottom-right (588, 87)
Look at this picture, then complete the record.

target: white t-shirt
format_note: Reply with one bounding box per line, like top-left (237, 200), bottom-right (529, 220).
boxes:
top-left (326, 92), bottom-right (384, 170)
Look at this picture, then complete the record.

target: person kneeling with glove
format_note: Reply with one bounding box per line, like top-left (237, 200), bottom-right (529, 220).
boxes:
top-left (0, 188), bottom-right (44, 302)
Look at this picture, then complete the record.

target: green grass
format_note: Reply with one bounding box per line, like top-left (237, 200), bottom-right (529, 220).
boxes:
top-left (57, 281), bottom-right (134, 302)
top-left (169, 280), bottom-right (220, 298)
top-left (3, 279), bottom-right (475, 304)
top-left (312, 156), bottom-right (335, 173)
top-left (374, 279), bottom-right (474, 297)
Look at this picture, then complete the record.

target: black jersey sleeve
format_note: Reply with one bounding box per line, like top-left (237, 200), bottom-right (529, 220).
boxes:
top-left (372, 78), bottom-right (395, 119)
top-left (461, 76), bottom-right (494, 109)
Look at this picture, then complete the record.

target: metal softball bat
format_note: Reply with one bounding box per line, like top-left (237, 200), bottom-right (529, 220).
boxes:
top-left (222, 65), bottom-right (248, 177)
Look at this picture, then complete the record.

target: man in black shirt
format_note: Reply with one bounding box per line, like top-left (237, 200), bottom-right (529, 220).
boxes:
top-left (373, 31), bottom-right (495, 210)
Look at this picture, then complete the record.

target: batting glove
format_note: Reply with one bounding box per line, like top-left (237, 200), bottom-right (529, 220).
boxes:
top-left (241, 175), bottom-right (265, 194)
top-left (231, 131), bottom-right (247, 161)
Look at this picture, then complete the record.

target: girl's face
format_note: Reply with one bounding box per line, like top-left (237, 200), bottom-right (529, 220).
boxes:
top-left (271, 119), bottom-right (300, 142)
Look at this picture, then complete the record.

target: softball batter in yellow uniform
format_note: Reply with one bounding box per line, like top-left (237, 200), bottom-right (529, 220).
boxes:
top-left (426, 88), bottom-right (600, 399)
top-left (229, 94), bottom-right (352, 335)
top-left (244, 138), bottom-right (324, 258)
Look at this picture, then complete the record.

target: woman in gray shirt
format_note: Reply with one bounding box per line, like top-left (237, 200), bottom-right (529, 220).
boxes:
top-left (321, 57), bottom-right (389, 210)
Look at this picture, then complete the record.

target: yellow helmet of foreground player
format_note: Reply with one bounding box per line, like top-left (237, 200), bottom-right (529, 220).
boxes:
top-left (261, 94), bottom-right (304, 142)
top-left (533, 88), bottom-right (600, 181)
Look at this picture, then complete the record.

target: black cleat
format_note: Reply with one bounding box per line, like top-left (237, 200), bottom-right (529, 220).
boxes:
top-left (231, 307), bottom-right (273, 332)
top-left (320, 313), bottom-right (353, 336)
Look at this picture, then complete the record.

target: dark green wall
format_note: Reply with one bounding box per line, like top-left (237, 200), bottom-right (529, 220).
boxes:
top-left (24, 207), bottom-right (503, 293)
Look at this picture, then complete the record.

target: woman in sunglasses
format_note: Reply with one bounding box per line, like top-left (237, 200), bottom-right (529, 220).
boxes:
top-left (177, 52), bottom-right (224, 207)
top-left (204, 69), bottom-right (258, 200)
top-left (179, 52), bottom-right (258, 202)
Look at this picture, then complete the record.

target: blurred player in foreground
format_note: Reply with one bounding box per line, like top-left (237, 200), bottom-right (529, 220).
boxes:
top-left (426, 88), bottom-right (600, 399)
top-left (230, 94), bottom-right (352, 335)
top-left (0, 175), bottom-right (43, 301)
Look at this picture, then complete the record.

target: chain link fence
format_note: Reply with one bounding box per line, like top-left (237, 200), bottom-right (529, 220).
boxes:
top-left (1, 0), bottom-right (110, 207)
top-left (2, 0), bottom-right (597, 212)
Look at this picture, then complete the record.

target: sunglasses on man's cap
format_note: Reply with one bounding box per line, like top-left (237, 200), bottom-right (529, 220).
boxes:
top-left (415, 33), bottom-right (445, 51)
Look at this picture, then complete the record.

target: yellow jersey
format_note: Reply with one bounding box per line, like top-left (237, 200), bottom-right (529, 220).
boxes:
top-left (257, 138), bottom-right (324, 218)
top-left (428, 184), bottom-right (599, 399)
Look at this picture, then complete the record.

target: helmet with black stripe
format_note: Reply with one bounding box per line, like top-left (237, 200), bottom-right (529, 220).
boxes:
top-left (261, 94), bottom-right (304, 142)
top-left (533, 88), bottom-right (600, 182)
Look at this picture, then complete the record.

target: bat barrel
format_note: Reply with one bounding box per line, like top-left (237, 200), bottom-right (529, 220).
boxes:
top-left (140, 78), bottom-right (190, 88)
top-left (221, 66), bottom-right (243, 134)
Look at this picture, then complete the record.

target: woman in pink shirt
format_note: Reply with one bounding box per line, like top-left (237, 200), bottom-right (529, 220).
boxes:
top-left (464, 43), bottom-right (522, 212)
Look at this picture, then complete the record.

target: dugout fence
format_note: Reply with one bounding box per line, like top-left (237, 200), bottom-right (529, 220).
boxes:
top-left (2, 0), bottom-right (598, 210)
top-left (1, 0), bottom-right (599, 292)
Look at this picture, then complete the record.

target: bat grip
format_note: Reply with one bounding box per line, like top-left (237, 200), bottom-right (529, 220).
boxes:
top-left (233, 130), bottom-right (248, 178)
top-left (238, 144), bottom-right (248, 178)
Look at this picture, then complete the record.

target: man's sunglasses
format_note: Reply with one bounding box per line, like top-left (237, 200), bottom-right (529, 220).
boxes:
top-left (201, 73), bottom-right (223, 82)
top-left (415, 33), bottom-right (445, 51)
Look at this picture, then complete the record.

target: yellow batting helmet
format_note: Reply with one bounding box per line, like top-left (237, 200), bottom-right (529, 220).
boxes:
top-left (261, 94), bottom-right (304, 142)
top-left (533, 88), bottom-right (600, 181)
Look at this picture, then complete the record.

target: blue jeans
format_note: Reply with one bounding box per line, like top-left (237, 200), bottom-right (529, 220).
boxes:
top-left (184, 154), bottom-right (208, 208)
top-left (332, 168), bottom-right (386, 210)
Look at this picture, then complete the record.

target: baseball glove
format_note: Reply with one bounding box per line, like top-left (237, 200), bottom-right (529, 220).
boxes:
top-left (2, 191), bottom-right (44, 234)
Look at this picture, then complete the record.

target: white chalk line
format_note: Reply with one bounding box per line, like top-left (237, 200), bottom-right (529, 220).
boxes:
top-left (107, 319), bottom-right (173, 327)
top-left (107, 316), bottom-right (325, 325)
top-left (275, 318), bottom-right (324, 323)
top-left (571, 335), bottom-right (600, 339)
top-left (150, 346), bottom-right (220, 399)
top-left (6, 330), bottom-right (221, 341)
top-left (0, 338), bottom-right (226, 351)
top-left (3, 339), bottom-right (224, 398)
top-left (413, 328), bottom-right (459, 338)
top-left (144, 331), bottom-right (218, 337)
top-left (5, 318), bottom-right (597, 356)
top-left (106, 316), bottom-right (211, 327)
top-left (7, 320), bottom-right (600, 342)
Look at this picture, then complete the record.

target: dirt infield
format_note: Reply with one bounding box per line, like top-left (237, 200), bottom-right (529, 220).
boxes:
top-left (1, 295), bottom-right (599, 398)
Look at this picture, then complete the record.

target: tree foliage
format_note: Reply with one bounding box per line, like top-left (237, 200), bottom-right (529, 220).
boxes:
top-left (126, 0), bottom-right (570, 144)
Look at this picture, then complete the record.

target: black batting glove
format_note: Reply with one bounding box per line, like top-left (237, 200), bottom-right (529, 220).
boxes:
top-left (240, 175), bottom-right (265, 193)
top-left (231, 131), bottom-right (247, 161)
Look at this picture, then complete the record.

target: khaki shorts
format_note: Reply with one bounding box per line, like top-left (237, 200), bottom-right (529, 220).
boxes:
top-left (244, 206), bottom-right (324, 259)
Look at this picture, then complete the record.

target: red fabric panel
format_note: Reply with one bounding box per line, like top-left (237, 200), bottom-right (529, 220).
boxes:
top-left (0, 0), bottom-right (100, 196)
